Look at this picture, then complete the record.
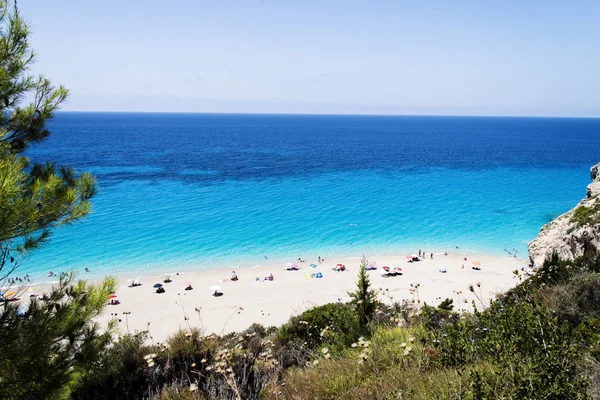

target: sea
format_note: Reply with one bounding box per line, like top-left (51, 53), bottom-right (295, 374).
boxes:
top-left (19, 112), bottom-right (600, 281)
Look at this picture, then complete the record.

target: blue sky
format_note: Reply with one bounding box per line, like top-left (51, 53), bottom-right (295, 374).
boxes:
top-left (20, 1), bottom-right (600, 116)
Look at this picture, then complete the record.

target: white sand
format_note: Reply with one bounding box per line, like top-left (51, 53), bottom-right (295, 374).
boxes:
top-left (32, 251), bottom-right (525, 343)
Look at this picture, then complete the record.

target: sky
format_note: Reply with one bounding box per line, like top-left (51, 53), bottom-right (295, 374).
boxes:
top-left (18, 1), bottom-right (600, 117)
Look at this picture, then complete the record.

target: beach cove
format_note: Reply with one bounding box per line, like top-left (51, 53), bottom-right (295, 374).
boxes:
top-left (31, 251), bottom-right (524, 342)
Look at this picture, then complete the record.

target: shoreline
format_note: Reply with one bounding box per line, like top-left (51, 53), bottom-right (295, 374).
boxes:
top-left (21, 244), bottom-right (526, 286)
top-left (26, 250), bottom-right (526, 342)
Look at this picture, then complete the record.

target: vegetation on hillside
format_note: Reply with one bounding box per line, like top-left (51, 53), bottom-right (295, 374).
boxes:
top-left (571, 197), bottom-right (600, 230)
top-left (61, 252), bottom-right (600, 399)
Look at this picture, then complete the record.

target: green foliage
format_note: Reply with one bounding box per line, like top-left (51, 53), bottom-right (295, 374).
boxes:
top-left (0, 274), bottom-right (116, 399)
top-left (74, 325), bottom-right (278, 400)
top-left (0, 0), bottom-right (96, 282)
top-left (276, 302), bottom-right (361, 362)
top-left (71, 332), bottom-right (152, 400)
top-left (420, 298), bottom-right (459, 330)
top-left (543, 272), bottom-right (600, 326)
top-left (571, 200), bottom-right (600, 230)
top-left (432, 299), bottom-right (589, 398)
top-left (348, 255), bottom-right (381, 334)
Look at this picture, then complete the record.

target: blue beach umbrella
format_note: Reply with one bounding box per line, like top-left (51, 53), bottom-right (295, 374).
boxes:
top-left (310, 264), bottom-right (317, 268)
top-left (153, 283), bottom-right (163, 288)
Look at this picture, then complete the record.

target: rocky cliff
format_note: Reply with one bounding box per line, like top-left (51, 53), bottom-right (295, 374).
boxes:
top-left (528, 162), bottom-right (600, 266)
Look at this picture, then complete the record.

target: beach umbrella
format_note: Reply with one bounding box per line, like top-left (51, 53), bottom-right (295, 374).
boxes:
top-left (185, 282), bottom-right (192, 286)
top-left (472, 261), bottom-right (481, 266)
top-left (209, 285), bottom-right (221, 292)
top-left (108, 294), bottom-right (118, 299)
top-left (310, 264), bottom-right (317, 268)
top-left (153, 283), bottom-right (163, 288)
top-left (336, 263), bottom-right (344, 267)
top-left (17, 305), bottom-right (27, 316)
top-left (405, 255), bottom-right (413, 259)
top-left (126, 278), bottom-right (134, 283)
top-left (5, 291), bottom-right (16, 298)
top-left (285, 263), bottom-right (293, 267)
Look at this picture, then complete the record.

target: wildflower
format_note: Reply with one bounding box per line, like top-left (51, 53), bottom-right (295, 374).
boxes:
top-left (226, 367), bottom-right (233, 373)
top-left (325, 354), bottom-right (331, 359)
top-left (321, 347), bottom-right (329, 354)
top-left (408, 337), bottom-right (415, 343)
top-left (205, 366), bottom-right (213, 371)
top-left (403, 349), bottom-right (410, 356)
top-left (189, 383), bottom-right (198, 392)
top-left (148, 361), bottom-right (155, 367)
top-left (400, 342), bottom-right (407, 348)
top-left (351, 343), bottom-right (357, 348)
top-left (313, 360), bottom-right (319, 366)
top-left (201, 358), bottom-right (207, 363)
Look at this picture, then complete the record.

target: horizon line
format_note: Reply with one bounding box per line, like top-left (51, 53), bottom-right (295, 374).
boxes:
top-left (54, 110), bottom-right (600, 120)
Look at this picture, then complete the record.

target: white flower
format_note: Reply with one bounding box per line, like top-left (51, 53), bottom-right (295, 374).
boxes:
top-left (189, 383), bottom-right (198, 392)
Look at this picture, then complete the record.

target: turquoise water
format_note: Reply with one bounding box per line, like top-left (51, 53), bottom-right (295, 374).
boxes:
top-left (19, 113), bottom-right (600, 280)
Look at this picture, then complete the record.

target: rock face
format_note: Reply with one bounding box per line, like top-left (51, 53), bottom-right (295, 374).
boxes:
top-left (528, 162), bottom-right (600, 266)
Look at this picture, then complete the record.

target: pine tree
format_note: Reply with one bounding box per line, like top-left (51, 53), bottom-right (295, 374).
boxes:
top-left (0, 0), bottom-right (96, 283)
top-left (348, 255), bottom-right (381, 334)
top-left (0, 3), bottom-right (112, 398)
top-left (0, 274), bottom-right (117, 399)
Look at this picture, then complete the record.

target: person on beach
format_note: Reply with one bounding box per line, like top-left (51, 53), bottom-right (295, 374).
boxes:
top-left (231, 270), bottom-right (238, 281)
top-left (268, 273), bottom-right (274, 281)
top-left (431, 253), bottom-right (433, 259)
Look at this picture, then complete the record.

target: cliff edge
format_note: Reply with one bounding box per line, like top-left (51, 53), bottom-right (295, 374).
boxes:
top-left (528, 162), bottom-right (600, 266)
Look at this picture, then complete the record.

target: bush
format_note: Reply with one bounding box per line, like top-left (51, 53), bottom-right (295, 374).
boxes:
top-left (432, 299), bottom-right (590, 398)
top-left (71, 333), bottom-right (153, 400)
top-left (275, 303), bottom-right (361, 364)
top-left (543, 272), bottom-right (600, 326)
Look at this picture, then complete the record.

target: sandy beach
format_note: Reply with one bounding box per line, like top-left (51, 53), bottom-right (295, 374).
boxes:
top-left (31, 251), bottom-right (524, 343)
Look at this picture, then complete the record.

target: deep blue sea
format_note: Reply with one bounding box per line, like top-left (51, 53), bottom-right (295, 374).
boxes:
top-left (20, 112), bottom-right (600, 280)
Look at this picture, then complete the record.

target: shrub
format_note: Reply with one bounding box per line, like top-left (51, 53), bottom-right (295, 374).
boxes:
top-left (71, 333), bottom-right (153, 400)
top-left (543, 272), bottom-right (600, 326)
top-left (432, 299), bottom-right (590, 398)
top-left (275, 302), bottom-right (360, 364)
